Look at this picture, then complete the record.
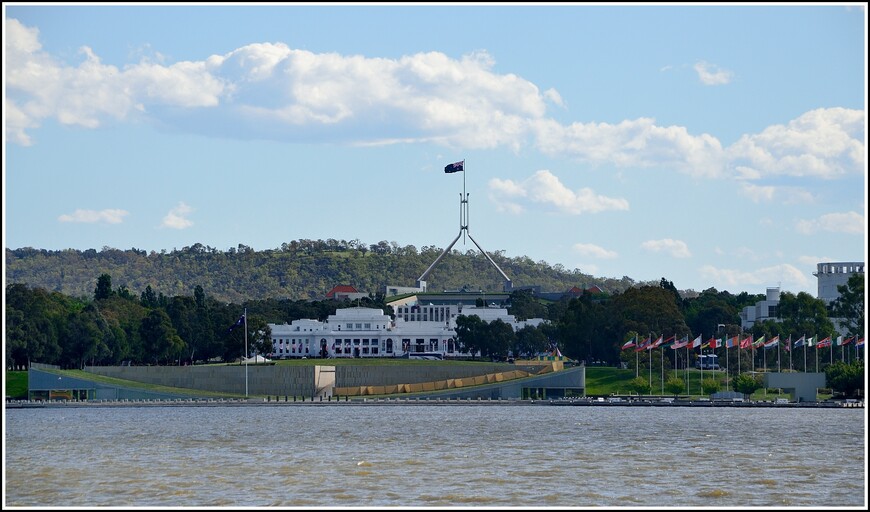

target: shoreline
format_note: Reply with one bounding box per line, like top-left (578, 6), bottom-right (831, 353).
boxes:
top-left (6, 397), bottom-right (864, 409)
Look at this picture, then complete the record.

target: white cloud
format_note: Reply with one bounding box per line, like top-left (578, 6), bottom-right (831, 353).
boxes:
top-left (699, 263), bottom-right (811, 289)
top-left (488, 170), bottom-right (630, 215)
top-left (640, 238), bottom-right (692, 258)
top-left (572, 243), bottom-right (618, 259)
top-left (543, 88), bottom-right (565, 108)
top-left (693, 60), bottom-right (733, 85)
top-left (532, 117), bottom-right (727, 178)
top-left (727, 108), bottom-right (865, 180)
top-left (58, 209), bottom-right (128, 224)
top-left (739, 182), bottom-right (815, 205)
top-left (795, 211), bottom-right (864, 235)
top-left (161, 202), bottom-right (194, 229)
top-left (4, 17), bottom-right (864, 192)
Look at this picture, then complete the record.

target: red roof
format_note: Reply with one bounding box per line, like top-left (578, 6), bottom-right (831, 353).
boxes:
top-left (326, 285), bottom-right (359, 298)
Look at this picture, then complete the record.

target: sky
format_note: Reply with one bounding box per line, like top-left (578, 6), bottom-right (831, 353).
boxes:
top-left (3, 2), bottom-right (867, 298)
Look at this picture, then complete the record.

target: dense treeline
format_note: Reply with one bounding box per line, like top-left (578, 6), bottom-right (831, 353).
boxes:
top-left (6, 241), bottom-right (648, 304)
top-left (6, 245), bottom-right (864, 398)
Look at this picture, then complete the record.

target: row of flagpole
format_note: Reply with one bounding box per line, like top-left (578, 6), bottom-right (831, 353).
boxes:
top-left (622, 333), bottom-right (864, 395)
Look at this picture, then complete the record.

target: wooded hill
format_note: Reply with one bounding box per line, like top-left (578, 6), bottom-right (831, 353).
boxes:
top-left (6, 240), bottom-right (653, 303)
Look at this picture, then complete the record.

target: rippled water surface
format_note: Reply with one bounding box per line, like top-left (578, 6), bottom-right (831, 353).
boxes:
top-left (5, 405), bottom-right (866, 507)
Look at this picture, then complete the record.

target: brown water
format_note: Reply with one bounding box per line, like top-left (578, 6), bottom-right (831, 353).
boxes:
top-left (4, 405), bottom-right (866, 507)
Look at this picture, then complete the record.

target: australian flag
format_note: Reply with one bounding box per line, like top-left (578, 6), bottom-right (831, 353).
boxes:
top-left (444, 160), bottom-right (465, 173)
top-left (227, 314), bottom-right (245, 332)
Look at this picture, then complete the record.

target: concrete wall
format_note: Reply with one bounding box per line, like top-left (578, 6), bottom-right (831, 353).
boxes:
top-left (764, 372), bottom-right (827, 402)
top-left (85, 363), bottom-right (516, 397)
top-left (86, 365), bottom-right (317, 397)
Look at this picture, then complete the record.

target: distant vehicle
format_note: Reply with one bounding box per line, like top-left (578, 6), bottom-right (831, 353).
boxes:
top-left (696, 354), bottom-right (720, 370)
top-left (775, 398), bottom-right (789, 404)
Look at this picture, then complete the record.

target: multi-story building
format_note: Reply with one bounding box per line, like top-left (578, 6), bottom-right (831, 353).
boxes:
top-left (268, 305), bottom-right (546, 360)
top-left (739, 287), bottom-right (781, 331)
top-left (814, 261), bottom-right (864, 336)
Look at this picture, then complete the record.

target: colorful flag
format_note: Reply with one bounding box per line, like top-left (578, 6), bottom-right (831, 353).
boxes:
top-left (672, 336), bottom-right (690, 349)
top-left (726, 336), bottom-right (738, 349)
top-left (444, 160), bottom-right (465, 173)
top-left (740, 336), bottom-right (753, 349)
top-left (819, 336), bottom-right (834, 347)
top-left (764, 336), bottom-right (779, 349)
top-left (621, 337), bottom-right (637, 350)
top-left (793, 336), bottom-right (806, 348)
top-left (784, 335), bottom-right (792, 352)
top-left (708, 337), bottom-right (720, 349)
top-left (227, 314), bottom-right (245, 332)
top-left (753, 335), bottom-right (766, 348)
top-left (837, 336), bottom-right (853, 346)
top-left (649, 335), bottom-right (664, 349)
top-left (635, 337), bottom-right (651, 352)
top-left (690, 335), bottom-right (702, 349)
top-left (857, 338), bottom-right (865, 347)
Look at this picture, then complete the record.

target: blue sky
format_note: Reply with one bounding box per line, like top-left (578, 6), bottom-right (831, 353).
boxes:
top-left (3, 3), bottom-right (867, 297)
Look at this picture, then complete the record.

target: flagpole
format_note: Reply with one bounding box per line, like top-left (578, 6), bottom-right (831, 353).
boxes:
top-left (777, 336), bottom-right (781, 373)
top-left (700, 334), bottom-right (704, 396)
top-left (244, 307), bottom-right (248, 398)
top-left (661, 340), bottom-right (665, 395)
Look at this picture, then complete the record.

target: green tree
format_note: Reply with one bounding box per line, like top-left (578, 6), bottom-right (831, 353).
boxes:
top-left (629, 376), bottom-right (651, 395)
top-left (830, 273), bottom-right (864, 338)
top-left (732, 372), bottom-right (763, 398)
top-left (701, 377), bottom-right (721, 394)
top-left (664, 376), bottom-right (685, 396)
top-left (455, 314), bottom-right (487, 360)
top-left (825, 360), bottom-right (864, 399)
top-left (514, 325), bottom-right (549, 358)
top-left (139, 309), bottom-right (185, 365)
top-left (484, 319), bottom-right (516, 359)
top-left (94, 274), bottom-right (113, 301)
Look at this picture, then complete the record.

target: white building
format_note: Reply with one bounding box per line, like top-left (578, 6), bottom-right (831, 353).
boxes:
top-left (739, 287), bottom-right (781, 331)
top-left (814, 261), bottom-right (864, 305)
top-left (814, 261), bottom-right (864, 336)
top-left (268, 305), bottom-right (546, 359)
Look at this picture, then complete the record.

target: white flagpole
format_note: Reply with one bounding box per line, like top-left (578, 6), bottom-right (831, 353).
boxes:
top-left (244, 307), bottom-right (248, 398)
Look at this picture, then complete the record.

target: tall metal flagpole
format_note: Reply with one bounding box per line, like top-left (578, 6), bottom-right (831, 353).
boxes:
top-left (244, 307), bottom-right (248, 398)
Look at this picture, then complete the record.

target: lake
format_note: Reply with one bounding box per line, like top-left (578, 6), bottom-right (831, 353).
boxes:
top-left (4, 404), bottom-right (866, 507)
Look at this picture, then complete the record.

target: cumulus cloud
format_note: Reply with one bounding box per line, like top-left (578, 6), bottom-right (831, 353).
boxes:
top-left (533, 117), bottom-right (727, 177)
top-left (58, 209), bottom-right (129, 224)
top-left (694, 60), bottom-right (733, 85)
top-left (727, 108), bottom-right (865, 180)
top-left (488, 170), bottom-right (630, 215)
top-left (699, 263), bottom-right (811, 289)
top-left (641, 238), bottom-right (692, 258)
top-left (795, 211), bottom-right (864, 235)
top-left (5, 18), bottom-right (864, 189)
top-left (161, 202), bottom-right (194, 229)
top-left (572, 243), bottom-right (618, 259)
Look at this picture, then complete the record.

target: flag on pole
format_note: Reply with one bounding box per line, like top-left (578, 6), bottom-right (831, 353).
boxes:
top-left (793, 335), bottom-right (806, 348)
top-left (672, 336), bottom-right (690, 349)
top-left (227, 314), bottom-right (245, 332)
top-left (837, 336), bottom-right (853, 346)
top-left (784, 335), bottom-right (792, 352)
top-left (857, 338), bottom-right (865, 347)
top-left (621, 337), bottom-right (637, 350)
top-left (444, 160), bottom-right (465, 173)
top-left (690, 335), bottom-right (702, 349)
top-left (740, 335), bottom-right (753, 349)
top-left (817, 336), bottom-right (833, 347)
top-left (708, 337), bottom-right (720, 349)
top-left (726, 336), bottom-right (739, 349)
top-left (764, 336), bottom-right (779, 349)
top-left (635, 337), bottom-right (651, 352)
top-left (649, 335), bottom-right (664, 349)
top-left (753, 335), bottom-right (766, 349)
